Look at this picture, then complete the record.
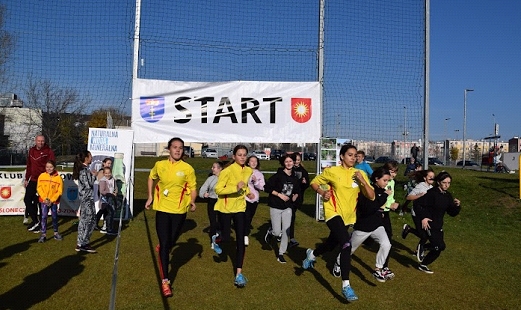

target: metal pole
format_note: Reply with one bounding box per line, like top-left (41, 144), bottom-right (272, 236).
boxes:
top-left (462, 89), bottom-right (473, 168)
top-left (404, 106), bottom-right (407, 160)
top-left (423, 0), bottom-right (430, 169)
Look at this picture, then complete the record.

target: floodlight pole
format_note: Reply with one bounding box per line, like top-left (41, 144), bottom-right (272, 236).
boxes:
top-left (462, 88), bottom-right (474, 168)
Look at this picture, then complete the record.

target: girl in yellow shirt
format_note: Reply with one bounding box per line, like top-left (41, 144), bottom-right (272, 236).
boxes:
top-left (145, 137), bottom-right (197, 298)
top-left (213, 145), bottom-right (253, 288)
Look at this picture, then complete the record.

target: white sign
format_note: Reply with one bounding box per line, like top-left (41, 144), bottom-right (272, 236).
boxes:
top-left (132, 79), bottom-right (321, 143)
top-left (88, 128), bottom-right (135, 218)
top-left (0, 171), bottom-right (81, 217)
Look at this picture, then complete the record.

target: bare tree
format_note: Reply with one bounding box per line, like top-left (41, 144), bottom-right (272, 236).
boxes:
top-left (24, 78), bottom-right (90, 150)
top-left (0, 4), bottom-right (14, 84)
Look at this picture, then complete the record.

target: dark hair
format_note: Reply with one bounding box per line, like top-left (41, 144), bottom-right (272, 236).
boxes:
top-left (72, 150), bottom-right (91, 180)
top-left (233, 144), bottom-right (248, 155)
top-left (383, 160), bottom-right (399, 171)
top-left (435, 171), bottom-right (452, 185)
top-left (167, 137), bottom-right (184, 149)
top-left (279, 153), bottom-right (296, 166)
top-left (247, 155), bottom-right (261, 170)
top-left (46, 160), bottom-right (56, 169)
top-left (370, 166), bottom-right (390, 183)
top-left (339, 144), bottom-right (357, 156)
top-left (102, 157), bottom-right (112, 164)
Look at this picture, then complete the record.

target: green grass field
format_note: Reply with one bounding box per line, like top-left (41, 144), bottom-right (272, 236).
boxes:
top-left (1, 157), bottom-right (520, 309)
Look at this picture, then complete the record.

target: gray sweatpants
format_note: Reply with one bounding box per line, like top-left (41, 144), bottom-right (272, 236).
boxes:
top-left (270, 207), bottom-right (292, 255)
top-left (336, 226), bottom-right (391, 268)
top-left (350, 226), bottom-right (391, 269)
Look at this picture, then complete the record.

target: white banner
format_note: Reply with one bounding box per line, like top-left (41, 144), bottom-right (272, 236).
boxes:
top-left (88, 128), bottom-right (134, 218)
top-left (0, 171), bottom-right (81, 217)
top-left (131, 79), bottom-right (321, 143)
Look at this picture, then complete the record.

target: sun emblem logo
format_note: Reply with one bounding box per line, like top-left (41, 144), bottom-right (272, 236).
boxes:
top-left (291, 98), bottom-right (312, 123)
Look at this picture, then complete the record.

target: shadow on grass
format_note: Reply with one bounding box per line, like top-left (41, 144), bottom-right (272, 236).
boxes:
top-left (169, 238), bottom-right (203, 283)
top-left (0, 239), bottom-right (36, 267)
top-left (0, 254), bottom-right (86, 310)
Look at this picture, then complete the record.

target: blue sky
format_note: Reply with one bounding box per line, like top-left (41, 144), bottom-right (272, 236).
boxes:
top-left (2, 0), bottom-right (520, 143)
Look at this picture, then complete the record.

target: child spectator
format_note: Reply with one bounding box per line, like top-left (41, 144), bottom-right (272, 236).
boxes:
top-left (36, 160), bottom-right (63, 243)
top-left (98, 167), bottom-right (118, 236)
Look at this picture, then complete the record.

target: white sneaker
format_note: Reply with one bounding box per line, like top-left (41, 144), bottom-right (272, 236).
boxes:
top-left (244, 236), bottom-right (249, 246)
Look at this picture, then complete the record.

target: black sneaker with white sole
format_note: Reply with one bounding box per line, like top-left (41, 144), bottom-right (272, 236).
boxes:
top-left (401, 224), bottom-right (410, 239)
top-left (277, 255), bottom-right (287, 264)
top-left (418, 264), bottom-right (433, 274)
top-left (27, 222), bottom-right (40, 232)
top-left (416, 243), bottom-right (425, 262)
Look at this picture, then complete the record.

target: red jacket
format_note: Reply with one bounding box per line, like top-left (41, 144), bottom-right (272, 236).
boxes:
top-left (25, 144), bottom-right (56, 182)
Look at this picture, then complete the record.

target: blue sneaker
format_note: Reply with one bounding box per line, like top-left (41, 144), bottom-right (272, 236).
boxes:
top-left (302, 248), bottom-right (315, 269)
top-left (234, 273), bottom-right (247, 288)
top-left (342, 285), bottom-right (358, 301)
top-left (211, 234), bottom-right (222, 255)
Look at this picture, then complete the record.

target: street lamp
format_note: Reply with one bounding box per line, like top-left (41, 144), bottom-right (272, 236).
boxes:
top-left (444, 118), bottom-right (450, 164)
top-left (462, 88), bottom-right (474, 168)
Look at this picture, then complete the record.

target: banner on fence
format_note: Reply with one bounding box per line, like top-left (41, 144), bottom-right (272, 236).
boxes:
top-left (132, 79), bottom-right (321, 143)
top-left (0, 171), bottom-right (79, 216)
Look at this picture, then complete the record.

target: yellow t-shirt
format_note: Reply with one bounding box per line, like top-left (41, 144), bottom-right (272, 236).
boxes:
top-left (215, 162), bottom-right (252, 213)
top-left (149, 159), bottom-right (196, 214)
top-left (311, 166), bottom-right (373, 225)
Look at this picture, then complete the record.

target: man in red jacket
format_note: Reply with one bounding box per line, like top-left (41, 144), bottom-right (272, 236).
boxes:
top-left (24, 135), bottom-right (55, 232)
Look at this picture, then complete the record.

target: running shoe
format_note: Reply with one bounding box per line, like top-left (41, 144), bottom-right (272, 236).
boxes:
top-left (401, 224), bottom-right (410, 239)
top-left (75, 245), bottom-right (81, 252)
top-left (418, 264), bottom-right (433, 274)
top-left (264, 228), bottom-right (273, 243)
top-left (105, 231), bottom-right (118, 236)
top-left (302, 248), bottom-right (315, 270)
top-left (234, 273), bottom-right (247, 288)
top-left (332, 261), bottom-right (341, 278)
top-left (79, 244), bottom-right (97, 253)
top-left (382, 267), bottom-right (395, 280)
top-left (416, 243), bottom-right (425, 262)
top-left (23, 217), bottom-right (29, 225)
top-left (211, 234), bottom-right (222, 255)
top-left (161, 280), bottom-right (173, 297)
top-left (342, 285), bottom-right (358, 301)
top-left (289, 239), bottom-right (299, 248)
top-left (27, 222), bottom-right (40, 232)
top-left (53, 233), bottom-right (63, 241)
top-left (277, 255), bottom-right (287, 264)
top-left (38, 235), bottom-right (46, 243)
top-left (372, 269), bottom-right (387, 283)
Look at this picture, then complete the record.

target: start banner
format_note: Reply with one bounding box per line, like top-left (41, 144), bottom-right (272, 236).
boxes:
top-left (0, 171), bottom-right (80, 216)
top-left (132, 79), bottom-right (321, 143)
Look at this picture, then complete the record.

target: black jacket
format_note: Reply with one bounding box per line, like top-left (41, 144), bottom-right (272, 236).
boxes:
top-left (353, 186), bottom-right (388, 232)
top-left (293, 165), bottom-right (309, 205)
top-left (415, 187), bottom-right (461, 231)
top-left (264, 168), bottom-right (301, 210)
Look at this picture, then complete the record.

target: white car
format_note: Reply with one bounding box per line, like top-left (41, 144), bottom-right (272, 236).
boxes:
top-left (202, 148), bottom-right (218, 158)
top-left (251, 150), bottom-right (269, 160)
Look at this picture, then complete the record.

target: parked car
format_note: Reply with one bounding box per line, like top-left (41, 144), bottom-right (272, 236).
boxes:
top-left (364, 156), bottom-right (375, 163)
top-left (428, 157), bottom-right (444, 166)
top-left (374, 156), bottom-right (391, 163)
top-left (303, 152), bottom-right (317, 161)
top-left (456, 160), bottom-right (479, 166)
top-left (183, 146), bottom-right (194, 158)
top-left (270, 149), bottom-right (285, 160)
top-left (251, 150), bottom-right (269, 160)
top-left (202, 148), bottom-right (218, 158)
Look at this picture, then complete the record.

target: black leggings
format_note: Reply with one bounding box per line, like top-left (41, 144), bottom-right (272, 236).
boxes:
top-left (244, 201), bottom-right (258, 236)
top-left (24, 181), bottom-right (39, 223)
top-left (218, 211), bottom-right (246, 269)
top-left (422, 228), bottom-right (446, 266)
top-left (314, 216), bottom-right (352, 281)
top-left (156, 211), bottom-right (187, 280)
top-left (206, 198), bottom-right (218, 238)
